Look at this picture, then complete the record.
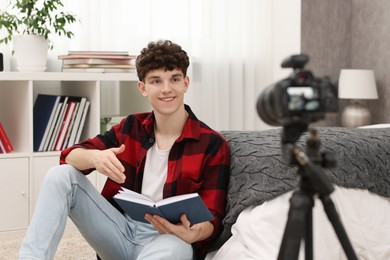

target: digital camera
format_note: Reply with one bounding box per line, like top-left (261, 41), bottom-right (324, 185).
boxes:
top-left (256, 54), bottom-right (338, 126)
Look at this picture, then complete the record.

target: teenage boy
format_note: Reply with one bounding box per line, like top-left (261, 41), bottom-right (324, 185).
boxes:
top-left (19, 40), bottom-right (230, 260)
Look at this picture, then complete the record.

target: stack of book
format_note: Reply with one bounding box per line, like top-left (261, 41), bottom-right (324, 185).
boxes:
top-left (0, 122), bottom-right (14, 154)
top-left (33, 94), bottom-right (90, 152)
top-left (58, 51), bottom-right (137, 73)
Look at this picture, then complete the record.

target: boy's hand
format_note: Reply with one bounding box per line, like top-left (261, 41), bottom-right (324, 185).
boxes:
top-left (93, 144), bottom-right (126, 183)
top-left (144, 213), bottom-right (214, 244)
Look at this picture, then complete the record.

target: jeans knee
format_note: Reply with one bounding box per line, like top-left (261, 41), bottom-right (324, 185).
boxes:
top-left (138, 234), bottom-right (193, 260)
top-left (44, 164), bottom-right (77, 187)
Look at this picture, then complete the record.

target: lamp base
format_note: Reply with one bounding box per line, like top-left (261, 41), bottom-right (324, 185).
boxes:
top-left (341, 101), bottom-right (371, 128)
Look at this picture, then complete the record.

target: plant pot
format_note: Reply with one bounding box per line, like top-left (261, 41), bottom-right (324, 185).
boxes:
top-left (13, 35), bottom-right (48, 72)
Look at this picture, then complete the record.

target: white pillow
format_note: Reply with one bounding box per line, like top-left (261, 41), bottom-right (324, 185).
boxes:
top-left (358, 124), bottom-right (390, 128)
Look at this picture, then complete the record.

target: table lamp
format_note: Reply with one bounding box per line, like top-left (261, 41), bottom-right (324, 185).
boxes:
top-left (338, 69), bottom-right (378, 128)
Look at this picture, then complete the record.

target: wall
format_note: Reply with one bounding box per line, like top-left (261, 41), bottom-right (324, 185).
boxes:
top-left (301, 0), bottom-right (389, 125)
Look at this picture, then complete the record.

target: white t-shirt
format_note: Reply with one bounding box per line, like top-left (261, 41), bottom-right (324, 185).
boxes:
top-left (141, 142), bottom-right (169, 202)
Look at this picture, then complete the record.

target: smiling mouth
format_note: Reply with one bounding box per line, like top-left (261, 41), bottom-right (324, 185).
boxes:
top-left (160, 97), bottom-right (175, 102)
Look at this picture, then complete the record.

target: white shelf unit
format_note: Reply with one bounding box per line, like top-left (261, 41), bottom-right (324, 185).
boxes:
top-left (0, 72), bottom-right (139, 232)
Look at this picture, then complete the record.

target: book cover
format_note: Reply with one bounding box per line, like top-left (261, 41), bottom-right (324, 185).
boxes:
top-left (74, 100), bottom-right (90, 144)
top-left (48, 96), bottom-right (69, 151)
top-left (0, 139), bottom-right (5, 153)
top-left (58, 54), bottom-right (137, 60)
top-left (0, 122), bottom-right (14, 153)
top-left (33, 94), bottom-right (61, 152)
top-left (66, 50), bottom-right (131, 56)
top-left (67, 97), bottom-right (87, 147)
top-left (62, 102), bottom-right (79, 149)
top-left (113, 188), bottom-right (214, 225)
top-left (42, 102), bottom-right (63, 151)
top-left (54, 101), bottom-right (77, 151)
top-left (62, 64), bottom-right (135, 69)
top-left (62, 58), bottom-right (135, 65)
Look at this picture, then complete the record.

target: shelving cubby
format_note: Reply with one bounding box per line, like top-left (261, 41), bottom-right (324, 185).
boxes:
top-left (0, 72), bottom-right (139, 232)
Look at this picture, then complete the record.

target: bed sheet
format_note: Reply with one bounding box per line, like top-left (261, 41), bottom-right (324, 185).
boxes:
top-left (206, 187), bottom-right (390, 260)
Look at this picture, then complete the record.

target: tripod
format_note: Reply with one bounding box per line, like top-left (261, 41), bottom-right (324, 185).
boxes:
top-left (277, 127), bottom-right (358, 260)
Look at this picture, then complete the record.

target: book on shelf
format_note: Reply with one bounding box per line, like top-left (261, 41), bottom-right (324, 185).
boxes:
top-left (61, 67), bottom-right (136, 73)
top-left (0, 122), bottom-right (14, 153)
top-left (54, 101), bottom-right (77, 151)
top-left (33, 95), bottom-right (90, 152)
top-left (63, 97), bottom-right (87, 149)
top-left (0, 139), bottom-right (5, 153)
top-left (58, 51), bottom-right (137, 73)
top-left (67, 50), bottom-right (131, 56)
top-left (74, 100), bottom-right (90, 144)
top-left (33, 94), bottom-right (61, 152)
top-left (63, 64), bottom-right (135, 69)
top-left (42, 100), bottom-right (63, 152)
top-left (113, 188), bottom-right (214, 225)
top-left (58, 52), bottom-right (137, 61)
top-left (48, 97), bottom-right (69, 151)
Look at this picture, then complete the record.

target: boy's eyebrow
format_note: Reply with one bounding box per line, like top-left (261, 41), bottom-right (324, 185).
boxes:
top-left (146, 75), bottom-right (161, 80)
top-left (172, 73), bottom-right (183, 78)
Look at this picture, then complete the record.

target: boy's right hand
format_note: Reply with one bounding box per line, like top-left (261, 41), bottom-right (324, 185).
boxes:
top-left (93, 144), bottom-right (126, 183)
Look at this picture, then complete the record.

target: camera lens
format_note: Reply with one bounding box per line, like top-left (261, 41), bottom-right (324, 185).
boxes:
top-left (256, 84), bottom-right (280, 126)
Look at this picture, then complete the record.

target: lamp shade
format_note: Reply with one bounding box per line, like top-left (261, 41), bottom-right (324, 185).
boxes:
top-left (338, 69), bottom-right (378, 99)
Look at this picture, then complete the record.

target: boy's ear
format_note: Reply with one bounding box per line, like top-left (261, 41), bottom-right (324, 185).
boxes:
top-left (137, 81), bottom-right (148, 97)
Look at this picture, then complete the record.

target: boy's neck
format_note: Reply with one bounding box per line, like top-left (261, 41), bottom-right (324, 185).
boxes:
top-left (154, 108), bottom-right (189, 150)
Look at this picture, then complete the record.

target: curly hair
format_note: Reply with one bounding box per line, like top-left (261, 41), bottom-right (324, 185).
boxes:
top-left (136, 40), bottom-right (190, 82)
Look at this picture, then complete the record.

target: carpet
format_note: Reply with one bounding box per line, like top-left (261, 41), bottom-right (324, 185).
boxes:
top-left (0, 225), bottom-right (95, 260)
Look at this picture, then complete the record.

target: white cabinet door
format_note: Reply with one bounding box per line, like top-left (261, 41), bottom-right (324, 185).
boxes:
top-left (33, 156), bottom-right (99, 212)
top-left (32, 156), bottom-right (60, 210)
top-left (0, 158), bottom-right (29, 231)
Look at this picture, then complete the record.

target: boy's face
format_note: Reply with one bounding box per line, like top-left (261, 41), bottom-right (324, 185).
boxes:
top-left (137, 68), bottom-right (189, 116)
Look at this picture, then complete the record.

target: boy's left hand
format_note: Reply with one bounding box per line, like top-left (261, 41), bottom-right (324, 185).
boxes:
top-left (144, 214), bottom-right (213, 244)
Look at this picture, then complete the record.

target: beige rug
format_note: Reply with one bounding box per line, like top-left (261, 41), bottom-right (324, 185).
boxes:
top-left (0, 225), bottom-right (95, 260)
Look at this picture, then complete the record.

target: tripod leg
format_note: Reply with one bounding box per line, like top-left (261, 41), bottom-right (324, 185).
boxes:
top-left (320, 195), bottom-right (358, 260)
top-left (304, 206), bottom-right (313, 260)
top-left (278, 190), bottom-right (313, 260)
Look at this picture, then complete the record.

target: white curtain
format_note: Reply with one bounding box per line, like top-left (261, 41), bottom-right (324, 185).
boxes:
top-left (0, 0), bottom-right (301, 131)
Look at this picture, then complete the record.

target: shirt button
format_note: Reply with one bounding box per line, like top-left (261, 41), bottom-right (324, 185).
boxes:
top-left (149, 138), bottom-right (154, 143)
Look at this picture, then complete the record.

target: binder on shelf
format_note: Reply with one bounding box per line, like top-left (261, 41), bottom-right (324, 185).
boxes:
top-left (33, 94), bottom-right (61, 152)
top-left (66, 97), bottom-right (87, 148)
top-left (42, 101), bottom-right (63, 152)
top-left (54, 101), bottom-right (77, 151)
top-left (74, 100), bottom-right (90, 144)
top-left (47, 96), bottom-right (69, 151)
top-left (62, 102), bottom-right (79, 149)
top-left (0, 122), bottom-right (14, 153)
top-left (32, 92), bottom-right (91, 152)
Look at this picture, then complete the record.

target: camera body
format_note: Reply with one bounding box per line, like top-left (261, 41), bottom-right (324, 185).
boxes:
top-left (257, 54), bottom-right (338, 126)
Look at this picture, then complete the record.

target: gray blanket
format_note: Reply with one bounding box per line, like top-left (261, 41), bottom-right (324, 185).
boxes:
top-left (212, 127), bottom-right (390, 250)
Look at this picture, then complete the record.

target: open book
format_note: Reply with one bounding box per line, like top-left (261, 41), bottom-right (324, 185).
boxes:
top-left (113, 188), bottom-right (214, 225)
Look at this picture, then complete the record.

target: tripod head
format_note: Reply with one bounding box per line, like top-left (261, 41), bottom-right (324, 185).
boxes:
top-left (281, 123), bottom-right (336, 196)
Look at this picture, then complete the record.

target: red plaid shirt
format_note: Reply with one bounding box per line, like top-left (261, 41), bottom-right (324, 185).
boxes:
top-left (60, 105), bottom-right (230, 256)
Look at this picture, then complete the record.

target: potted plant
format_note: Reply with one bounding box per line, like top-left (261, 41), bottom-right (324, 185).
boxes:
top-left (0, 0), bottom-right (77, 71)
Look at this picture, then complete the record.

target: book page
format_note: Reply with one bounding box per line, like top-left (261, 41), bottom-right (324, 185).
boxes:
top-left (156, 193), bottom-right (198, 207)
top-left (115, 188), bottom-right (155, 206)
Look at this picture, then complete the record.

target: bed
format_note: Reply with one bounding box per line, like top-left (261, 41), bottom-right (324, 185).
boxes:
top-left (206, 126), bottom-right (390, 259)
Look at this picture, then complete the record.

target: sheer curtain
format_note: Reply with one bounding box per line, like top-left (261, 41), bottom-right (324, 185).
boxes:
top-left (0, 0), bottom-right (301, 131)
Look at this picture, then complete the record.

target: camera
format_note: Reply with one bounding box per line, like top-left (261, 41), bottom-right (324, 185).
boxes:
top-left (256, 54), bottom-right (338, 127)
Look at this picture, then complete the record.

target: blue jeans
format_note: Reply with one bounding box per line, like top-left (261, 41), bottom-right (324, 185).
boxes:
top-left (19, 164), bottom-right (193, 260)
